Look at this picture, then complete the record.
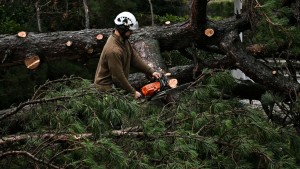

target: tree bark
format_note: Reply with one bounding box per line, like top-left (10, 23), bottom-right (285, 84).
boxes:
top-left (83, 0), bottom-right (89, 29)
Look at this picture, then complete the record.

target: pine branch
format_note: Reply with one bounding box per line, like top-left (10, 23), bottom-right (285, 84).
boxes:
top-left (31, 76), bottom-right (83, 100)
top-left (0, 96), bottom-right (72, 121)
top-left (48, 147), bottom-right (82, 163)
top-left (0, 91), bottom-right (93, 121)
top-left (0, 151), bottom-right (60, 169)
top-left (0, 133), bottom-right (93, 146)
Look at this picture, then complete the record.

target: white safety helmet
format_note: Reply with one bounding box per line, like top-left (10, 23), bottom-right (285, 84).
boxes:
top-left (114, 11), bottom-right (139, 30)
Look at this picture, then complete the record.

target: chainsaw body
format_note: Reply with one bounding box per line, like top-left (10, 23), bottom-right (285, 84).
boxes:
top-left (141, 75), bottom-right (169, 97)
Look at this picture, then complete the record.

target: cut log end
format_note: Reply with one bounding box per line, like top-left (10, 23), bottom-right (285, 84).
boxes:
top-left (204, 28), bottom-right (214, 37)
top-left (65, 40), bottom-right (73, 47)
top-left (96, 34), bottom-right (103, 40)
top-left (17, 31), bottom-right (27, 38)
top-left (24, 54), bottom-right (40, 70)
top-left (164, 73), bottom-right (178, 88)
top-left (168, 79), bottom-right (178, 88)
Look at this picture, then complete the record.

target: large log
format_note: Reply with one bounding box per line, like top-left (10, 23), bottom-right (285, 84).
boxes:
top-left (0, 13), bottom-right (249, 68)
top-left (133, 38), bottom-right (168, 72)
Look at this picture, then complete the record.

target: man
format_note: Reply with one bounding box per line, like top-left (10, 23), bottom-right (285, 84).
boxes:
top-left (94, 11), bottom-right (160, 99)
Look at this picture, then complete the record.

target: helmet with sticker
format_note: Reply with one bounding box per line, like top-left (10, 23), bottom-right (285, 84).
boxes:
top-left (114, 11), bottom-right (139, 30)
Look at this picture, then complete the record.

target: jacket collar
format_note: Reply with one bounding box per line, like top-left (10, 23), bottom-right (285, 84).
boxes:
top-left (112, 30), bottom-right (126, 44)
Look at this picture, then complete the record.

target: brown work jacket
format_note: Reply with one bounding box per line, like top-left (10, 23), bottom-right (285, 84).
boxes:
top-left (94, 32), bottom-right (154, 94)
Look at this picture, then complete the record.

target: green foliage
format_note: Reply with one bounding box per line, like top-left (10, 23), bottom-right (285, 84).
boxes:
top-left (0, 0), bottom-right (190, 32)
top-left (0, 65), bottom-right (48, 109)
top-left (193, 70), bottom-right (235, 102)
top-left (207, 0), bottom-right (234, 20)
top-left (261, 91), bottom-right (282, 108)
top-left (48, 60), bottom-right (92, 79)
top-left (161, 50), bottom-right (192, 67)
top-left (0, 4), bottom-right (34, 33)
top-left (89, 0), bottom-right (138, 29)
top-left (261, 91), bottom-right (300, 131)
top-left (156, 14), bottom-right (188, 25)
top-left (252, 0), bottom-right (300, 55)
top-left (0, 19), bottom-right (22, 34)
top-left (2, 74), bottom-right (300, 168)
top-left (0, 60), bottom-right (93, 109)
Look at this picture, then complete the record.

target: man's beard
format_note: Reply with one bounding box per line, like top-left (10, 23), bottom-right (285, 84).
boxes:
top-left (120, 30), bottom-right (130, 40)
top-left (116, 26), bottom-right (130, 40)
top-left (122, 34), bottom-right (130, 39)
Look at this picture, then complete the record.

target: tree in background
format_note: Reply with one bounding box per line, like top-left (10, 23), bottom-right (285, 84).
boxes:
top-left (0, 0), bottom-right (189, 32)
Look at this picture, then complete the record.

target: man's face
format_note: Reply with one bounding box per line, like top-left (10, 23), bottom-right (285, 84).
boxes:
top-left (124, 30), bottom-right (133, 39)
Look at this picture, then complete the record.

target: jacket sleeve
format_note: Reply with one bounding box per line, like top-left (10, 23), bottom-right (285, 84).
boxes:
top-left (107, 51), bottom-right (135, 94)
top-left (131, 48), bottom-right (155, 76)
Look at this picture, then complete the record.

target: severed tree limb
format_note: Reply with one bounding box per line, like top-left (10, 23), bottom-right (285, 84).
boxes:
top-left (219, 31), bottom-right (300, 96)
top-left (0, 133), bottom-right (93, 146)
top-left (0, 126), bottom-right (143, 146)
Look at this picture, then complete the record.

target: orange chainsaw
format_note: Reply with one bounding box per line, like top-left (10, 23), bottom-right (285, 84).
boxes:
top-left (140, 73), bottom-right (179, 100)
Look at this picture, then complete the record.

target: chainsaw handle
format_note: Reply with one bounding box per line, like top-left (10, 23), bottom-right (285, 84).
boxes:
top-left (152, 72), bottom-right (161, 79)
top-left (158, 74), bottom-right (169, 91)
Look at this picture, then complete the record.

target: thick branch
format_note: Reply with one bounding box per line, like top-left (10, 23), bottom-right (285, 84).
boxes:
top-left (0, 133), bottom-right (93, 145)
top-left (219, 31), bottom-right (300, 95)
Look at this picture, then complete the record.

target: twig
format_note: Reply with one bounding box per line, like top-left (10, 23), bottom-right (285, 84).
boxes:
top-left (32, 76), bottom-right (83, 100)
top-left (0, 96), bottom-right (71, 121)
top-left (0, 151), bottom-right (60, 169)
top-left (48, 147), bottom-right (82, 163)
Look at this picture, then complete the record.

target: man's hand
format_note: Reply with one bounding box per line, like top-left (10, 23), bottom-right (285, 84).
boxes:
top-left (135, 91), bottom-right (142, 99)
top-left (152, 72), bottom-right (161, 79)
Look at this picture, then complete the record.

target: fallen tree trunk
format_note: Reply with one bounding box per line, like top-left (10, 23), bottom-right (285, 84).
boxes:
top-left (0, 13), bottom-right (249, 68)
